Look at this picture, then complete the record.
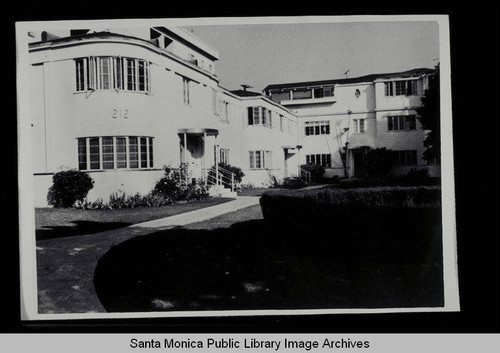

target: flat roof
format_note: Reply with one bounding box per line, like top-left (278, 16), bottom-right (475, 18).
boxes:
top-left (264, 68), bottom-right (434, 92)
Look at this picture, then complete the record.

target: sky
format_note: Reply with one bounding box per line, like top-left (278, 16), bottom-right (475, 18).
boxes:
top-left (184, 20), bottom-right (440, 93)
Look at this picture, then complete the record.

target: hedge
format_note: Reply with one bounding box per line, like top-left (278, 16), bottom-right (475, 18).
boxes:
top-left (259, 186), bottom-right (442, 263)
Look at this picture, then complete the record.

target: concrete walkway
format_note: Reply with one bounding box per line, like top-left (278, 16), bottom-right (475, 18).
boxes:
top-left (36, 196), bottom-right (260, 314)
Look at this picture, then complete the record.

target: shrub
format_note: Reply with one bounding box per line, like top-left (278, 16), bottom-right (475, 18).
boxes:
top-left (153, 166), bottom-right (208, 201)
top-left (48, 170), bottom-right (94, 208)
top-left (359, 147), bottom-right (393, 178)
top-left (300, 163), bottom-right (325, 183)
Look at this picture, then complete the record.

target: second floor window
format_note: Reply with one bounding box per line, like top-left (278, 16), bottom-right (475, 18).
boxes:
top-left (388, 115), bottom-right (417, 131)
top-left (384, 80), bottom-right (418, 96)
top-left (305, 121), bottom-right (330, 136)
top-left (75, 57), bottom-right (150, 93)
top-left (247, 107), bottom-right (273, 127)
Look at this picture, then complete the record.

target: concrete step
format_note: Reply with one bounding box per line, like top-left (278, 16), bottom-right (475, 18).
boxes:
top-left (208, 185), bottom-right (237, 198)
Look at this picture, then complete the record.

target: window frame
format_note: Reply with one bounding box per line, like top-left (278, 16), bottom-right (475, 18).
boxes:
top-left (387, 115), bottom-right (417, 132)
top-left (77, 136), bottom-right (154, 171)
top-left (249, 150), bottom-right (273, 169)
top-left (304, 121), bottom-right (330, 136)
top-left (74, 56), bottom-right (150, 94)
top-left (306, 153), bottom-right (332, 168)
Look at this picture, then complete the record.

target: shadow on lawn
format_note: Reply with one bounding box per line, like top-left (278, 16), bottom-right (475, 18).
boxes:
top-left (36, 220), bottom-right (132, 240)
top-left (93, 216), bottom-right (444, 312)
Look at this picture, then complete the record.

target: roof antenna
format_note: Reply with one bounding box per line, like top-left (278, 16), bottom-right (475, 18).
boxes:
top-left (344, 70), bottom-right (350, 79)
top-left (241, 84), bottom-right (253, 91)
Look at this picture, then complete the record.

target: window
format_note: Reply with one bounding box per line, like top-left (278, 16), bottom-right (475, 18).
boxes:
top-left (220, 148), bottom-right (230, 165)
top-left (183, 77), bottom-right (190, 105)
top-left (271, 91), bottom-right (290, 102)
top-left (293, 88), bottom-right (312, 100)
top-left (280, 115), bottom-right (285, 132)
top-left (388, 115), bottom-right (417, 131)
top-left (75, 57), bottom-right (150, 93)
top-left (384, 80), bottom-right (418, 96)
top-left (304, 121), bottom-right (330, 136)
top-left (306, 154), bottom-right (332, 168)
top-left (77, 136), bottom-right (154, 170)
top-left (391, 150), bottom-right (417, 165)
top-left (313, 86), bottom-right (334, 98)
top-left (247, 107), bottom-right (273, 127)
top-left (249, 150), bottom-right (272, 169)
top-left (353, 119), bottom-right (366, 133)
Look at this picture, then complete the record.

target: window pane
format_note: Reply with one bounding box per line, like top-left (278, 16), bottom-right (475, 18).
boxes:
top-left (129, 137), bottom-right (138, 168)
top-left (99, 57), bottom-right (112, 90)
top-left (102, 137), bottom-right (114, 169)
top-left (388, 116), bottom-right (393, 131)
top-left (393, 116), bottom-right (399, 131)
top-left (140, 137), bottom-right (147, 168)
top-left (395, 81), bottom-right (406, 95)
top-left (115, 58), bottom-right (123, 90)
top-left (138, 60), bottom-right (146, 91)
top-left (253, 107), bottom-right (260, 125)
top-left (359, 119), bottom-right (365, 133)
top-left (126, 59), bottom-right (136, 91)
top-left (148, 138), bottom-right (154, 168)
top-left (78, 138), bottom-right (87, 170)
top-left (75, 59), bottom-right (85, 91)
top-left (255, 151), bottom-right (262, 169)
top-left (249, 151), bottom-right (255, 169)
top-left (116, 137), bottom-right (127, 168)
top-left (89, 138), bottom-right (100, 169)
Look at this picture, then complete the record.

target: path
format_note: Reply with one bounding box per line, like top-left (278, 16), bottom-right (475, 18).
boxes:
top-left (36, 196), bottom-right (260, 314)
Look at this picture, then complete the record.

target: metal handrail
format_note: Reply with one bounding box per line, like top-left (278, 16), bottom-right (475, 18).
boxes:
top-left (204, 165), bottom-right (236, 192)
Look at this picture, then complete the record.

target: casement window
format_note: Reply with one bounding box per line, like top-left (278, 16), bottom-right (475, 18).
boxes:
top-left (182, 77), bottom-right (190, 105)
top-left (384, 80), bottom-right (418, 96)
top-left (220, 148), bottom-right (230, 165)
top-left (391, 150), bottom-right (418, 165)
top-left (304, 121), bottom-right (330, 136)
top-left (77, 136), bottom-right (154, 171)
top-left (388, 115), bottom-right (417, 131)
top-left (247, 107), bottom-right (273, 127)
top-left (353, 119), bottom-right (366, 133)
top-left (249, 150), bottom-right (273, 169)
top-left (313, 86), bottom-right (334, 98)
top-left (75, 57), bottom-right (150, 93)
top-left (306, 154), bottom-right (332, 168)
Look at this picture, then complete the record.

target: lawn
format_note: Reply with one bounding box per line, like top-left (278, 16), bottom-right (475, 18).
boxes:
top-left (35, 197), bottom-right (234, 240)
top-left (93, 204), bottom-right (444, 312)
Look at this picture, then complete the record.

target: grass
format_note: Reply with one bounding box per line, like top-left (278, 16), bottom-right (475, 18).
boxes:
top-left (35, 197), bottom-right (234, 240)
top-left (93, 204), bottom-right (444, 312)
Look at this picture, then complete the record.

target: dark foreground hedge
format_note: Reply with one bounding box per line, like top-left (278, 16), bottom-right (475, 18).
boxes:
top-left (260, 186), bottom-right (442, 263)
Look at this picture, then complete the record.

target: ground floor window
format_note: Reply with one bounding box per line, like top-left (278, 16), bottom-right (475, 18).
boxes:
top-left (391, 150), bottom-right (417, 165)
top-left (249, 150), bottom-right (273, 169)
top-left (306, 154), bottom-right (332, 168)
top-left (77, 136), bottom-right (154, 171)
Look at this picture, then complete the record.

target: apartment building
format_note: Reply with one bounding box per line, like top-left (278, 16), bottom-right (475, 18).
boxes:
top-left (264, 68), bottom-right (438, 178)
top-left (27, 27), bottom-right (298, 206)
top-left (27, 26), bottom-right (436, 206)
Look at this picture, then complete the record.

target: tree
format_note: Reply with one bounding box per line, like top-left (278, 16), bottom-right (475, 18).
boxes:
top-left (416, 64), bottom-right (440, 164)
